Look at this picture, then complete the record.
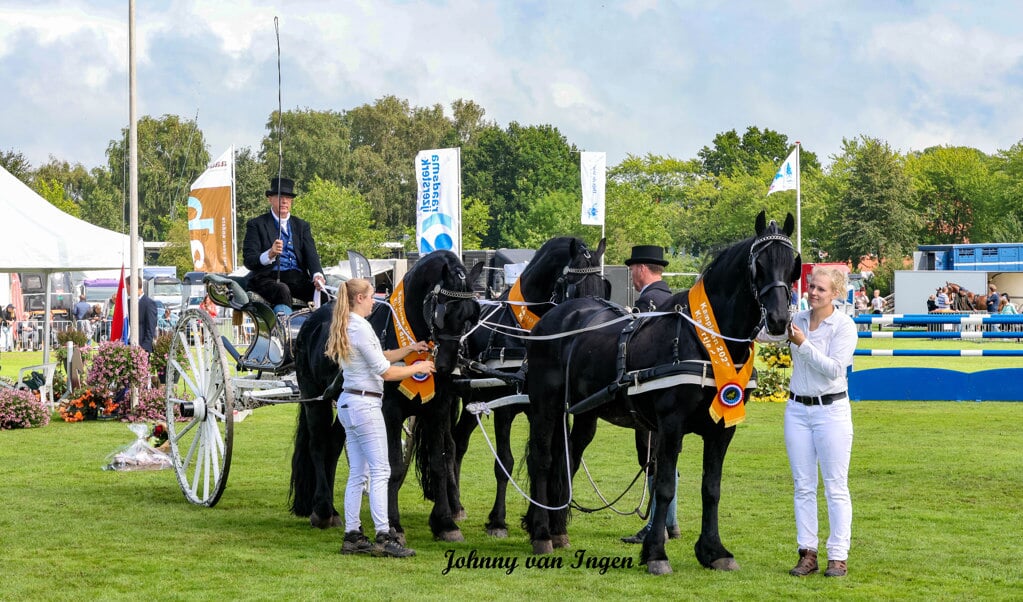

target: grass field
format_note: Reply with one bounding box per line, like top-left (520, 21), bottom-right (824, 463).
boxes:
top-left (2, 396), bottom-right (1021, 600)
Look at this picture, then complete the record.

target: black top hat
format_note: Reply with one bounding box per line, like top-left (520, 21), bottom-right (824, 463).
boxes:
top-left (266, 177), bottom-right (296, 197)
top-left (624, 245), bottom-right (669, 267)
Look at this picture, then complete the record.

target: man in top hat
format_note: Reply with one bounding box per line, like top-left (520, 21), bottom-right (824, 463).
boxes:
top-left (243, 177), bottom-right (326, 315)
top-left (625, 244), bottom-right (672, 313)
top-left (621, 244), bottom-right (681, 544)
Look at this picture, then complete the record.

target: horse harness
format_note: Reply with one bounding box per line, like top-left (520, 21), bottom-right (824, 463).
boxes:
top-left (565, 231), bottom-right (793, 421)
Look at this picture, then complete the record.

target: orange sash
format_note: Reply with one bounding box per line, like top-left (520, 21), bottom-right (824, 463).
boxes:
top-left (390, 281), bottom-right (435, 403)
top-left (688, 280), bottom-right (753, 427)
top-left (508, 279), bottom-right (542, 331)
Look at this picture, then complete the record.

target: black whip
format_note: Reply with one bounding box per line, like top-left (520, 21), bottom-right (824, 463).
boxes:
top-left (274, 16), bottom-right (284, 282)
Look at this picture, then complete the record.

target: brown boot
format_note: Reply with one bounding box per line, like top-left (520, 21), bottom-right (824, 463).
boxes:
top-left (789, 548), bottom-right (818, 576)
top-left (824, 559), bottom-right (847, 577)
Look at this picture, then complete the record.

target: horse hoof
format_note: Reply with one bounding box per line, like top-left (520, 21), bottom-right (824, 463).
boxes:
top-left (532, 540), bottom-right (554, 555)
top-left (434, 529), bottom-right (464, 542)
top-left (329, 514), bottom-right (342, 528)
top-left (486, 528), bottom-right (508, 538)
top-left (454, 509), bottom-right (468, 522)
top-left (308, 512), bottom-right (333, 530)
top-left (710, 557), bottom-right (740, 571)
top-left (647, 560), bottom-right (673, 575)
top-left (551, 534), bottom-right (570, 549)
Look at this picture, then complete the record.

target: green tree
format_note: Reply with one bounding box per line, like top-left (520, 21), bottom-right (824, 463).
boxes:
top-left (987, 140), bottom-right (1023, 242)
top-left (343, 96), bottom-right (453, 234)
top-left (830, 137), bottom-right (920, 262)
top-left (461, 196), bottom-right (490, 251)
top-left (104, 114), bottom-right (209, 241)
top-left (234, 146), bottom-right (269, 238)
top-left (33, 178), bottom-right (80, 217)
top-left (698, 126), bottom-right (820, 177)
top-left (290, 176), bottom-right (383, 264)
top-left (80, 168), bottom-right (126, 232)
top-left (905, 146), bottom-right (996, 244)
top-left (0, 149), bottom-right (32, 183)
top-left (259, 108), bottom-right (350, 193)
top-left (503, 190), bottom-right (602, 249)
top-left (603, 182), bottom-right (680, 264)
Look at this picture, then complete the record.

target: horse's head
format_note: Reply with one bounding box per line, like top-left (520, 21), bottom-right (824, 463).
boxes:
top-left (422, 259), bottom-right (484, 373)
top-left (551, 237), bottom-right (609, 302)
top-left (751, 211), bottom-right (802, 336)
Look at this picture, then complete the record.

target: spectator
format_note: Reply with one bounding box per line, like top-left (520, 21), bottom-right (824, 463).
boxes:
top-left (999, 294), bottom-right (1017, 315)
top-left (199, 295), bottom-right (218, 319)
top-left (935, 287), bottom-right (950, 311)
top-left (986, 283), bottom-right (1000, 313)
top-left (0, 304), bottom-right (14, 352)
top-left (926, 295), bottom-right (937, 313)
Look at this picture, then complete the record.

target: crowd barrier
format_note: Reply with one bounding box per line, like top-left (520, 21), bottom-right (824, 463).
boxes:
top-left (848, 314), bottom-right (1023, 402)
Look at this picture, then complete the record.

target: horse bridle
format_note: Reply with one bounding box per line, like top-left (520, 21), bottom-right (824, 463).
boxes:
top-left (553, 247), bottom-right (609, 302)
top-left (425, 277), bottom-right (478, 355)
top-left (748, 232), bottom-right (796, 327)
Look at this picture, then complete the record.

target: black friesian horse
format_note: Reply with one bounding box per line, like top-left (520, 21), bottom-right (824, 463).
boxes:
top-left (523, 212), bottom-right (800, 575)
top-left (290, 251), bottom-right (483, 542)
top-left (451, 236), bottom-right (608, 536)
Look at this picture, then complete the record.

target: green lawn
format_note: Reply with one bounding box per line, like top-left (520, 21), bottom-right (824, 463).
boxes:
top-left (1, 399), bottom-right (1021, 600)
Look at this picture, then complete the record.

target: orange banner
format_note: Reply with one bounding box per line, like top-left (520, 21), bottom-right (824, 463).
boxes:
top-left (390, 281), bottom-right (435, 403)
top-left (689, 280), bottom-right (753, 427)
top-left (189, 148), bottom-right (234, 273)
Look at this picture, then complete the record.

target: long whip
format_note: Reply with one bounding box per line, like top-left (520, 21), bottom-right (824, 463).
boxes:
top-left (274, 16), bottom-right (284, 282)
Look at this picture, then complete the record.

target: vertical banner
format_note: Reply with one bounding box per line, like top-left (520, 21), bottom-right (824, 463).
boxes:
top-left (348, 249), bottom-right (373, 280)
top-left (415, 148), bottom-right (462, 257)
top-left (580, 151), bottom-right (606, 225)
top-left (188, 147), bottom-right (235, 272)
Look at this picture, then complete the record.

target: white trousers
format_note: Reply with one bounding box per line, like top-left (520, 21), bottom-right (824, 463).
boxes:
top-left (784, 398), bottom-right (853, 560)
top-left (337, 393), bottom-right (391, 536)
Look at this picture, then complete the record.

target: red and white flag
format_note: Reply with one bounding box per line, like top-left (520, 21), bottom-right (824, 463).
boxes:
top-left (110, 266), bottom-right (129, 344)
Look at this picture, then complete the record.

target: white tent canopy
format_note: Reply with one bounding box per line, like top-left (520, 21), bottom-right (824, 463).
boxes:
top-left (0, 165), bottom-right (134, 270)
top-left (0, 164), bottom-right (140, 363)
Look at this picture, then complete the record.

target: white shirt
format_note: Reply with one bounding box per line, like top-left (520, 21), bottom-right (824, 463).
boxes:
top-left (788, 308), bottom-right (858, 397)
top-left (871, 295), bottom-right (885, 311)
top-left (340, 313), bottom-right (391, 394)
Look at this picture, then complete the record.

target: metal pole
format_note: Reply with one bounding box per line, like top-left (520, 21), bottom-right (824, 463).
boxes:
top-left (128, 0), bottom-right (139, 350)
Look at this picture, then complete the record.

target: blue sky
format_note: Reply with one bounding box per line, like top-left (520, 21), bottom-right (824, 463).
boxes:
top-left (3, 0), bottom-right (1023, 172)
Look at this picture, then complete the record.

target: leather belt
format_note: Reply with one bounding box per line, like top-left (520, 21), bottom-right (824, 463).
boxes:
top-left (343, 388), bottom-right (383, 399)
top-left (789, 391), bottom-right (846, 406)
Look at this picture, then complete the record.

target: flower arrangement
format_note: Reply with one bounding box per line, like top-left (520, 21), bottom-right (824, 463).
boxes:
top-left (122, 386), bottom-right (171, 423)
top-left (751, 343), bottom-right (792, 403)
top-left (87, 340), bottom-right (151, 396)
top-left (58, 387), bottom-right (119, 422)
top-left (0, 386), bottom-right (51, 429)
top-left (149, 333), bottom-right (173, 384)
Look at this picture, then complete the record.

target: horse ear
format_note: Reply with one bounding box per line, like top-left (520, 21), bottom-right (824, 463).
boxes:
top-left (783, 213), bottom-right (795, 236)
top-left (790, 253), bottom-right (802, 285)
top-left (467, 261), bottom-right (485, 288)
top-left (595, 237), bottom-right (607, 259)
top-left (755, 210), bottom-right (767, 236)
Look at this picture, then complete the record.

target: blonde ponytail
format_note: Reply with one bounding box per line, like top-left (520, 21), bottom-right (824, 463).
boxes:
top-left (325, 278), bottom-right (373, 363)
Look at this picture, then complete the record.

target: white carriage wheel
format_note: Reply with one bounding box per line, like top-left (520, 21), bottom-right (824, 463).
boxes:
top-left (165, 309), bottom-right (234, 507)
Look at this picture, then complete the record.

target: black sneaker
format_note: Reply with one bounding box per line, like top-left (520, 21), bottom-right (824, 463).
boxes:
top-left (374, 530), bottom-right (416, 558)
top-left (621, 525), bottom-right (651, 544)
top-left (341, 530), bottom-right (373, 555)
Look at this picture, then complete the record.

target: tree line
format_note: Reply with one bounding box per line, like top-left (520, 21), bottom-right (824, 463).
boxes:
top-left (4, 95), bottom-right (1023, 293)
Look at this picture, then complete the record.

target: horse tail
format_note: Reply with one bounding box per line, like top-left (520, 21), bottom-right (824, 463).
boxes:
top-left (410, 395), bottom-right (455, 502)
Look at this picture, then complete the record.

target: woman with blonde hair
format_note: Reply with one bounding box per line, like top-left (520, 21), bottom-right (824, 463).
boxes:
top-left (325, 278), bottom-right (433, 558)
top-left (785, 266), bottom-right (858, 578)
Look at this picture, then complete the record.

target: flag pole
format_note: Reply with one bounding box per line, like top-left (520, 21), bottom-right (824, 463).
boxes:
top-left (795, 141), bottom-right (802, 299)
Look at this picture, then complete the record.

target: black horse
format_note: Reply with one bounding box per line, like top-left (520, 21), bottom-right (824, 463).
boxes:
top-left (522, 212), bottom-right (800, 575)
top-left (450, 236), bottom-right (608, 536)
top-left (289, 251), bottom-right (484, 542)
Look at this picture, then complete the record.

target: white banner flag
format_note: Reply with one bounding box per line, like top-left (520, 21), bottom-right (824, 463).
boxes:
top-left (767, 147), bottom-right (799, 195)
top-left (580, 151), bottom-right (606, 225)
top-left (416, 148), bottom-right (462, 257)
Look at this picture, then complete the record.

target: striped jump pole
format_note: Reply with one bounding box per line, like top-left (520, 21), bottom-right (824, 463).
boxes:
top-left (849, 313), bottom-right (1023, 402)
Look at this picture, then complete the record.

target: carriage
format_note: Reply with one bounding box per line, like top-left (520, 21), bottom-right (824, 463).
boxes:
top-left (162, 274), bottom-right (315, 506)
